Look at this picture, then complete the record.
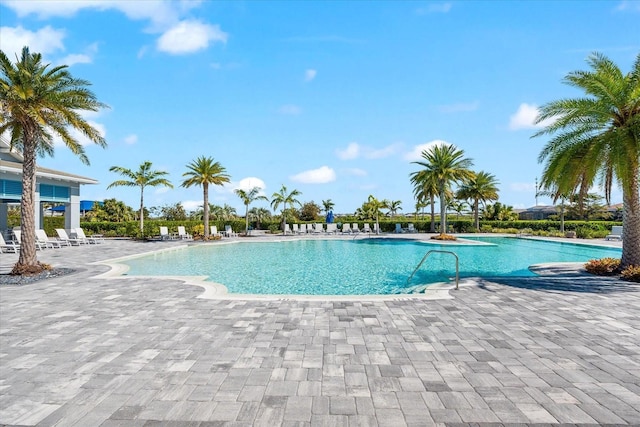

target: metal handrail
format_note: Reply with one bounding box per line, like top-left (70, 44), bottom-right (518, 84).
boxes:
top-left (407, 250), bottom-right (459, 290)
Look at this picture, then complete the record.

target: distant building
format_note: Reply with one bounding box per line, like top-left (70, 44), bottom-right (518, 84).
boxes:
top-left (48, 200), bottom-right (103, 216)
top-left (0, 138), bottom-right (98, 232)
top-left (518, 205), bottom-right (558, 220)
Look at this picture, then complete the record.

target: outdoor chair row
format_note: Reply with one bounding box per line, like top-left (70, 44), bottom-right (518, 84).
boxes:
top-left (0, 228), bottom-right (104, 252)
top-left (284, 223), bottom-right (378, 235)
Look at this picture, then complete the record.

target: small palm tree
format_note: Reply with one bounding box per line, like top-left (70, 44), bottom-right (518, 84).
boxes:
top-left (108, 161), bottom-right (173, 234)
top-left (182, 156), bottom-right (230, 238)
top-left (322, 199), bottom-right (335, 214)
top-left (249, 207), bottom-right (272, 229)
top-left (386, 200), bottom-right (403, 217)
top-left (1, 47), bottom-right (107, 274)
top-left (456, 171), bottom-right (499, 231)
top-left (534, 52), bottom-right (640, 268)
top-left (411, 144), bottom-right (473, 235)
top-left (366, 195), bottom-right (385, 234)
top-left (235, 187), bottom-right (268, 235)
top-left (270, 185), bottom-right (302, 233)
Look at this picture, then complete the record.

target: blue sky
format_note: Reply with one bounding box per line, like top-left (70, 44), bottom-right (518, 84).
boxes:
top-left (1, 1), bottom-right (639, 215)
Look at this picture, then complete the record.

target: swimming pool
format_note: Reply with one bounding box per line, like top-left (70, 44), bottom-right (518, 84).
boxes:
top-left (120, 237), bottom-right (622, 295)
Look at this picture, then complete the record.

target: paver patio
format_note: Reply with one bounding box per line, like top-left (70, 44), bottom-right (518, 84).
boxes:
top-left (1, 237), bottom-right (639, 426)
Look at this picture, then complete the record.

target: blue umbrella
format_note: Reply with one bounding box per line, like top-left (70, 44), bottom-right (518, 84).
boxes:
top-left (326, 210), bottom-right (334, 223)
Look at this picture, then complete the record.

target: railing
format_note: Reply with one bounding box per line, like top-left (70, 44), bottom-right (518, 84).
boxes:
top-left (407, 250), bottom-right (459, 290)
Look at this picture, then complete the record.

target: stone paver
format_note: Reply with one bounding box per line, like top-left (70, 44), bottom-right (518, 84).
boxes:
top-left (1, 237), bottom-right (639, 426)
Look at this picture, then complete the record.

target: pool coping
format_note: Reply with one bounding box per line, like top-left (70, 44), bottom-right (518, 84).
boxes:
top-left (92, 234), bottom-right (619, 301)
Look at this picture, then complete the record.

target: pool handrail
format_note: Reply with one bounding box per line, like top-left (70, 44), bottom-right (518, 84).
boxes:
top-left (407, 249), bottom-right (459, 290)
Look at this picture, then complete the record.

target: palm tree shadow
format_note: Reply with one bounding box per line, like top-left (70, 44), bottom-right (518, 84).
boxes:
top-left (482, 275), bottom-right (638, 295)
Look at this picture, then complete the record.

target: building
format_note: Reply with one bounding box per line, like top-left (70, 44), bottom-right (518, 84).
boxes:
top-left (518, 205), bottom-right (558, 220)
top-left (0, 138), bottom-right (98, 233)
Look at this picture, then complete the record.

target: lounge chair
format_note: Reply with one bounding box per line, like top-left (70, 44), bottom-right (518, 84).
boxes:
top-left (15, 230), bottom-right (47, 249)
top-left (342, 223), bottom-right (352, 234)
top-left (283, 224), bottom-right (293, 235)
top-left (158, 226), bottom-right (173, 240)
top-left (55, 228), bottom-right (83, 246)
top-left (299, 223), bottom-right (308, 234)
top-left (291, 224), bottom-right (299, 234)
top-left (326, 223), bottom-right (338, 234)
top-left (0, 233), bottom-right (19, 253)
top-left (224, 225), bottom-right (238, 237)
top-left (395, 223), bottom-right (404, 234)
top-left (177, 226), bottom-right (193, 240)
top-left (352, 223), bottom-right (360, 233)
top-left (362, 223), bottom-right (371, 233)
top-left (313, 223), bottom-right (324, 234)
top-left (605, 226), bottom-right (623, 241)
top-left (36, 229), bottom-right (67, 248)
top-left (373, 223), bottom-right (380, 234)
top-left (407, 223), bottom-right (416, 233)
top-left (74, 228), bottom-right (104, 244)
top-left (210, 226), bottom-right (221, 237)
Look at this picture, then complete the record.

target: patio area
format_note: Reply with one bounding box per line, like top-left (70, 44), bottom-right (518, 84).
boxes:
top-left (1, 237), bottom-right (639, 426)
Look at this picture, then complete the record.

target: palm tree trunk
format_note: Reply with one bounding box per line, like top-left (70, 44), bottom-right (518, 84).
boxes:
top-left (429, 195), bottom-right (435, 232)
top-left (621, 172), bottom-right (640, 269)
top-left (474, 198), bottom-right (480, 231)
top-left (203, 183), bottom-right (210, 238)
top-left (16, 131), bottom-right (38, 270)
top-left (245, 204), bottom-right (249, 235)
top-left (139, 187), bottom-right (144, 233)
top-left (439, 189), bottom-right (447, 235)
top-left (560, 199), bottom-right (565, 233)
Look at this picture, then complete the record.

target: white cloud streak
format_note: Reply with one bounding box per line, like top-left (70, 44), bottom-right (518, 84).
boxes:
top-left (157, 20), bottom-right (227, 54)
top-left (278, 104), bottom-right (302, 115)
top-left (290, 166), bottom-right (336, 184)
top-left (304, 69), bottom-right (317, 82)
top-left (403, 140), bottom-right (449, 161)
top-left (508, 103), bottom-right (555, 130)
top-left (336, 142), bottom-right (400, 160)
top-left (124, 134), bottom-right (138, 145)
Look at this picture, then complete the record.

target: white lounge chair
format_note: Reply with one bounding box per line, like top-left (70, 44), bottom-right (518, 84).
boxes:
top-left (313, 223), bottom-right (324, 234)
top-left (55, 228), bottom-right (83, 246)
top-left (210, 226), bottom-right (221, 237)
top-left (352, 223), bottom-right (360, 233)
top-left (158, 226), bottom-right (173, 240)
top-left (407, 223), bottom-right (416, 233)
top-left (15, 229), bottom-right (46, 249)
top-left (299, 223), bottom-right (308, 234)
top-left (326, 223), bottom-right (338, 234)
top-left (283, 223), bottom-right (293, 235)
top-left (224, 225), bottom-right (238, 237)
top-left (363, 223), bottom-right (371, 233)
top-left (0, 233), bottom-right (19, 253)
top-left (291, 224), bottom-right (299, 234)
top-left (605, 226), bottom-right (623, 241)
top-left (177, 226), bottom-right (193, 240)
top-left (74, 228), bottom-right (104, 244)
top-left (36, 229), bottom-right (67, 248)
top-left (373, 223), bottom-right (380, 234)
top-left (342, 223), bottom-right (352, 234)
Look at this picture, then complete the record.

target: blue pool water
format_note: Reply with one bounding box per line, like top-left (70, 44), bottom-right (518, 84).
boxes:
top-left (120, 237), bottom-right (622, 295)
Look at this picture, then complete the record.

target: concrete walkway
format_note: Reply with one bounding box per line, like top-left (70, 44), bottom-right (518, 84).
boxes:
top-left (1, 237), bottom-right (639, 426)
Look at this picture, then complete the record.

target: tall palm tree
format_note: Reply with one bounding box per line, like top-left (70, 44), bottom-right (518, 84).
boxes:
top-left (535, 52), bottom-right (640, 269)
top-left (181, 156), bottom-right (230, 238)
top-left (235, 187), bottom-right (267, 235)
top-left (456, 171), bottom-right (499, 231)
top-left (1, 47), bottom-right (107, 274)
top-left (108, 161), bottom-right (173, 234)
top-left (411, 144), bottom-right (474, 235)
top-left (366, 195), bottom-right (385, 235)
top-left (270, 185), bottom-right (302, 233)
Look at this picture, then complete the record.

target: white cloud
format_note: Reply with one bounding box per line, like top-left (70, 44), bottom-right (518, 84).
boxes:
top-left (304, 69), bottom-right (317, 82)
top-left (124, 134), bottom-right (138, 145)
top-left (416, 2), bottom-right (452, 14)
top-left (508, 103), bottom-right (556, 130)
top-left (278, 104), bottom-right (302, 115)
top-left (290, 166), bottom-right (336, 184)
top-left (235, 177), bottom-right (266, 192)
top-left (157, 20), bottom-right (227, 55)
top-left (343, 168), bottom-right (367, 177)
top-left (336, 142), bottom-right (360, 160)
top-left (437, 101), bottom-right (479, 113)
top-left (51, 120), bottom-right (106, 148)
top-left (510, 182), bottom-right (537, 192)
top-left (336, 142), bottom-right (400, 160)
top-left (616, 1), bottom-right (640, 12)
top-left (58, 53), bottom-right (92, 66)
top-left (181, 200), bottom-right (202, 211)
top-left (154, 186), bottom-right (171, 195)
top-left (404, 140), bottom-right (449, 161)
top-left (0, 25), bottom-right (65, 58)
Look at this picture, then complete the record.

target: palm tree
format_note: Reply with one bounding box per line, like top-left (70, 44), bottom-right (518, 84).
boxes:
top-left (411, 144), bottom-right (474, 235)
top-left (270, 185), bottom-right (302, 233)
top-left (235, 187), bottom-right (268, 235)
top-left (108, 161), bottom-right (173, 234)
top-left (249, 207), bottom-right (272, 229)
top-left (366, 195), bottom-right (385, 235)
top-left (456, 171), bottom-right (499, 231)
top-left (181, 156), bottom-right (230, 238)
top-left (386, 200), bottom-right (403, 217)
top-left (1, 47), bottom-right (107, 274)
top-left (322, 199), bottom-right (335, 214)
top-left (534, 52), bottom-right (640, 269)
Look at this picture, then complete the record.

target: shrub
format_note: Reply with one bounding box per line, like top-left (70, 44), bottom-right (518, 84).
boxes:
top-left (431, 234), bottom-right (457, 241)
top-left (585, 258), bottom-right (620, 276)
top-left (621, 265), bottom-right (640, 283)
top-left (192, 224), bottom-right (204, 237)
